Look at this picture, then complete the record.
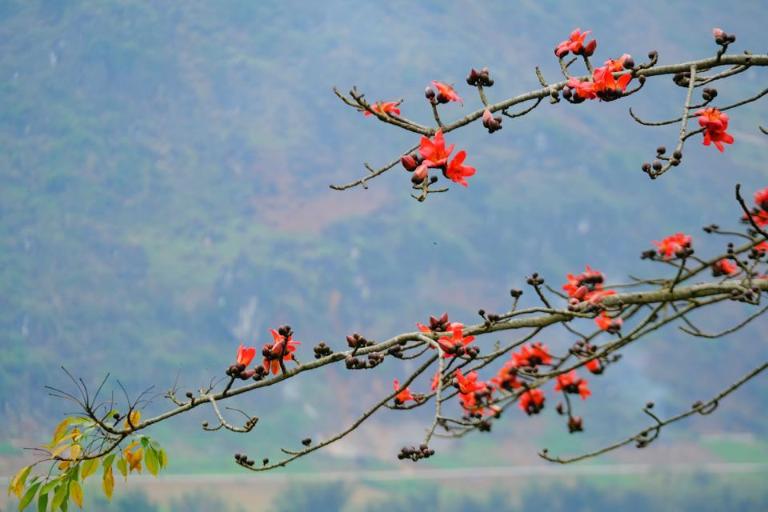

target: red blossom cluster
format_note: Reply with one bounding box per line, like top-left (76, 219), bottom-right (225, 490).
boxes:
top-left (554, 370), bottom-right (591, 400)
top-left (564, 54), bottom-right (634, 102)
top-left (653, 232), bottom-right (693, 260)
top-left (261, 326), bottom-right (300, 375)
top-left (401, 129), bottom-right (477, 187)
top-left (562, 265), bottom-right (615, 305)
top-left (554, 28), bottom-right (596, 58)
top-left (696, 107), bottom-right (734, 152)
top-left (454, 369), bottom-right (498, 417)
top-left (743, 186), bottom-right (768, 227)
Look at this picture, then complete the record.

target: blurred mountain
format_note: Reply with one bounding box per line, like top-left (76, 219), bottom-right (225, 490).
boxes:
top-left (0, 0), bottom-right (766, 471)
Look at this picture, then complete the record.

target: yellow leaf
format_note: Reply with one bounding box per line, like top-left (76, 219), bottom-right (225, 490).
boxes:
top-left (69, 444), bottom-right (82, 461)
top-left (158, 449), bottom-right (168, 468)
top-left (102, 465), bottom-right (114, 500)
top-left (123, 410), bottom-right (141, 430)
top-left (51, 418), bottom-right (74, 446)
top-left (8, 465), bottom-right (31, 498)
top-left (70, 481), bottom-right (83, 509)
top-left (80, 459), bottom-right (99, 480)
top-left (116, 458), bottom-right (127, 479)
top-left (49, 443), bottom-right (71, 459)
top-left (57, 461), bottom-right (70, 471)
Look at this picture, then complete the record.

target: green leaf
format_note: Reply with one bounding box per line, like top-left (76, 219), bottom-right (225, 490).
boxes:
top-left (158, 449), bottom-right (168, 469)
top-left (51, 483), bottom-right (68, 512)
top-left (36, 493), bottom-right (48, 512)
top-left (18, 481), bottom-right (40, 511)
top-left (40, 478), bottom-right (60, 497)
top-left (144, 447), bottom-right (159, 476)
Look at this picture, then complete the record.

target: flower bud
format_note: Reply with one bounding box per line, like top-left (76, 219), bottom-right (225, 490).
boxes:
top-left (401, 154), bottom-right (418, 171)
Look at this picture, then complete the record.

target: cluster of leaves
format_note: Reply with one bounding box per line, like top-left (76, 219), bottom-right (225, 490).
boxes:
top-left (8, 413), bottom-right (167, 511)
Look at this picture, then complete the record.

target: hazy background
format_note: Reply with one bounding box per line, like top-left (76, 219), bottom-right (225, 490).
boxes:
top-left (1, 1), bottom-right (767, 510)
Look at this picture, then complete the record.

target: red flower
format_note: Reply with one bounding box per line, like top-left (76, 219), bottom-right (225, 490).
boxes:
top-left (554, 28), bottom-right (596, 58)
top-left (566, 77), bottom-right (597, 100)
top-left (653, 232), bottom-right (692, 260)
top-left (585, 357), bottom-right (603, 375)
top-left (455, 369), bottom-right (486, 395)
top-left (755, 187), bottom-right (768, 212)
top-left (712, 258), bottom-right (739, 277)
top-left (696, 107), bottom-right (734, 152)
top-left (262, 328), bottom-right (301, 375)
top-left (563, 266), bottom-right (613, 303)
top-left (363, 100), bottom-right (401, 117)
top-left (595, 311), bottom-right (622, 333)
top-left (519, 389), bottom-right (545, 415)
top-left (755, 241), bottom-right (768, 253)
top-left (393, 379), bottom-right (415, 405)
top-left (432, 81), bottom-right (463, 104)
top-left (443, 150), bottom-right (476, 187)
top-left (554, 370), bottom-right (591, 399)
top-left (418, 129), bottom-right (455, 168)
top-left (511, 342), bottom-right (552, 368)
top-left (491, 361), bottom-right (522, 391)
top-left (437, 323), bottom-right (475, 358)
top-left (592, 59), bottom-right (632, 96)
top-left (236, 344), bottom-right (256, 367)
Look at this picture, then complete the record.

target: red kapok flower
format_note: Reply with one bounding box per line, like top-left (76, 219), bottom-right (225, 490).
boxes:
top-left (455, 369), bottom-right (486, 395)
top-left (566, 77), bottom-right (597, 100)
top-left (491, 361), bottom-right (523, 391)
top-left (262, 328), bottom-right (301, 375)
top-left (554, 28), bottom-right (596, 58)
top-left (443, 150), bottom-right (476, 187)
top-left (595, 311), bottom-right (622, 333)
top-left (592, 60), bottom-right (632, 96)
top-left (712, 258), bottom-right (739, 277)
top-left (585, 357), bottom-right (603, 375)
top-left (363, 100), bottom-right (401, 117)
top-left (236, 344), bottom-right (256, 367)
top-left (755, 187), bottom-right (768, 212)
top-left (393, 379), bottom-right (415, 405)
top-left (519, 388), bottom-right (546, 415)
top-left (653, 232), bottom-right (692, 260)
top-left (555, 370), bottom-right (591, 399)
top-left (418, 129), bottom-right (455, 168)
top-left (437, 323), bottom-right (475, 358)
top-left (432, 81), bottom-right (463, 104)
top-left (511, 342), bottom-right (552, 368)
top-left (696, 107), bottom-right (734, 152)
top-left (755, 241), bottom-right (768, 253)
top-left (563, 265), bottom-right (604, 298)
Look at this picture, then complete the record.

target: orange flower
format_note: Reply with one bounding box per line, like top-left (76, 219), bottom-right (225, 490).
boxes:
top-left (443, 150), bottom-right (476, 187)
top-left (393, 379), bottom-right (415, 405)
top-left (418, 129), bottom-right (455, 168)
top-left (363, 100), bottom-right (401, 117)
top-left (236, 344), bottom-right (256, 367)
top-left (696, 107), bottom-right (734, 152)
top-left (431, 81), bottom-right (463, 104)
